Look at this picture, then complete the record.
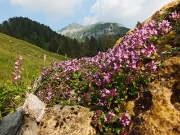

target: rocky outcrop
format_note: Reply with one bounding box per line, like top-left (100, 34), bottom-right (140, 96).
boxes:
top-left (0, 94), bottom-right (95, 135)
top-left (129, 57), bottom-right (180, 135)
top-left (38, 105), bottom-right (96, 135)
top-left (23, 93), bottom-right (45, 122)
top-left (143, 0), bottom-right (180, 24)
top-left (126, 0), bottom-right (180, 134)
top-left (0, 107), bottom-right (24, 135)
top-left (17, 105), bottom-right (96, 135)
top-left (16, 116), bottom-right (38, 135)
top-left (0, 94), bottom-right (45, 135)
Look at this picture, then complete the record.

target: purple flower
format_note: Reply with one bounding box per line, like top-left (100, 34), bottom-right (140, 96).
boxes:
top-left (96, 79), bottom-right (102, 86)
top-left (98, 99), bottom-right (107, 106)
top-left (145, 60), bottom-right (157, 72)
top-left (170, 11), bottom-right (180, 19)
top-left (48, 92), bottom-right (52, 96)
top-left (84, 93), bottom-right (91, 100)
top-left (104, 112), bottom-right (115, 123)
top-left (120, 130), bottom-right (128, 135)
top-left (65, 76), bottom-right (70, 80)
top-left (93, 73), bottom-right (99, 79)
top-left (119, 112), bottom-right (131, 127)
top-left (41, 67), bottom-right (47, 78)
top-left (12, 56), bottom-right (23, 83)
top-left (38, 91), bottom-right (44, 97)
top-left (92, 117), bottom-right (99, 124)
top-left (103, 73), bottom-right (111, 84)
top-left (127, 75), bottom-right (135, 82)
top-left (110, 88), bottom-right (117, 96)
top-left (100, 88), bottom-right (110, 98)
top-left (46, 96), bottom-right (51, 101)
top-left (158, 20), bottom-right (171, 34)
top-left (104, 116), bottom-right (107, 123)
top-left (95, 110), bottom-right (102, 116)
top-left (45, 91), bottom-right (53, 101)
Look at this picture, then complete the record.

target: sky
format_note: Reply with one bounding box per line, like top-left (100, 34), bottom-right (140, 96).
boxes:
top-left (0, 0), bottom-right (174, 32)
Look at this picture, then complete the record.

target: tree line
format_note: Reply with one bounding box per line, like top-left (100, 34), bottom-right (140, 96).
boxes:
top-left (0, 17), bottom-right (129, 58)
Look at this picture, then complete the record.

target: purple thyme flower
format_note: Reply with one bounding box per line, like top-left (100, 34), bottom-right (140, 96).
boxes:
top-left (170, 11), bottom-right (180, 19)
top-left (119, 112), bottom-right (131, 127)
top-left (104, 111), bottom-right (115, 123)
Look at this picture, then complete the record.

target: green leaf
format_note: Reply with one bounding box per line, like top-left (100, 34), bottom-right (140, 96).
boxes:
top-left (150, 55), bottom-right (156, 59)
top-left (141, 66), bottom-right (145, 70)
top-left (133, 81), bottom-right (137, 87)
top-left (109, 97), bottom-right (113, 101)
top-left (165, 44), bottom-right (172, 49)
top-left (116, 129), bottom-right (120, 134)
top-left (115, 107), bottom-right (119, 112)
top-left (114, 100), bottom-right (118, 103)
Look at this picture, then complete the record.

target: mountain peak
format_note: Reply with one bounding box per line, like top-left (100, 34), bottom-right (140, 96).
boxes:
top-left (58, 21), bottom-right (129, 41)
top-left (66, 23), bottom-right (83, 29)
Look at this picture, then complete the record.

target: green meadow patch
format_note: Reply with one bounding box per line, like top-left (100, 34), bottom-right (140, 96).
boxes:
top-left (0, 33), bottom-right (68, 85)
top-left (0, 33), bottom-right (69, 118)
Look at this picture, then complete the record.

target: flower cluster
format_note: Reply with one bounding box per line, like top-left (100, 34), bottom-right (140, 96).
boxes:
top-left (104, 111), bottom-right (115, 123)
top-left (119, 112), bottom-right (131, 127)
top-left (170, 11), bottom-right (180, 19)
top-left (36, 18), bottom-right (173, 134)
top-left (12, 56), bottom-right (24, 83)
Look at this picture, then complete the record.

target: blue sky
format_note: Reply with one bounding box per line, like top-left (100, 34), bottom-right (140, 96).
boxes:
top-left (0, 0), bottom-right (173, 32)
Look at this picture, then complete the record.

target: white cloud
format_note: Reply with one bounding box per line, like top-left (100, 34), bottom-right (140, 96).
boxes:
top-left (83, 0), bottom-right (174, 28)
top-left (83, 16), bottom-right (97, 25)
top-left (10, 0), bottom-right (84, 19)
top-left (91, 0), bottom-right (145, 18)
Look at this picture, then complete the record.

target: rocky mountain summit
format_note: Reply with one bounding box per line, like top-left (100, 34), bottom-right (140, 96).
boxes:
top-left (0, 0), bottom-right (180, 135)
top-left (58, 22), bottom-right (129, 41)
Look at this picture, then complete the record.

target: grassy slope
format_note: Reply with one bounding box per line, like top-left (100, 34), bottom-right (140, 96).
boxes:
top-left (0, 33), bottom-right (69, 85)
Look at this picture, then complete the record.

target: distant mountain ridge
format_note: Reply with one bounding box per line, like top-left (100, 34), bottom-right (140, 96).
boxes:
top-left (58, 22), bottom-right (129, 41)
top-left (0, 17), bottom-right (129, 58)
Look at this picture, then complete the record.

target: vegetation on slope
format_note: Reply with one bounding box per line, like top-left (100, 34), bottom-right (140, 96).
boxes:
top-left (0, 33), bottom-right (68, 118)
top-left (0, 33), bottom-right (69, 84)
top-left (35, 9), bottom-right (180, 135)
top-left (1, 3), bottom-right (180, 135)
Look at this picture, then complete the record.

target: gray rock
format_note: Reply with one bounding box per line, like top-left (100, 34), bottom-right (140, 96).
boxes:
top-left (16, 116), bottom-right (38, 135)
top-left (23, 94), bottom-right (45, 122)
top-left (0, 107), bottom-right (24, 135)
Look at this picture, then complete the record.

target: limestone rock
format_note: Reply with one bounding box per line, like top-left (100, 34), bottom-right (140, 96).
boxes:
top-left (130, 57), bottom-right (180, 135)
top-left (23, 93), bottom-right (45, 122)
top-left (128, 1), bottom-right (180, 134)
top-left (38, 105), bottom-right (96, 135)
top-left (16, 116), bottom-right (38, 135)
top-left (0, 107), bottom-right (24, 135)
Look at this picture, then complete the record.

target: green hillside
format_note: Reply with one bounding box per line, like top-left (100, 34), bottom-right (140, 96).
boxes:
top-left (0, 17), bottom-right (129, 59)
top-left (0, 33), bottom-right (69, 85)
